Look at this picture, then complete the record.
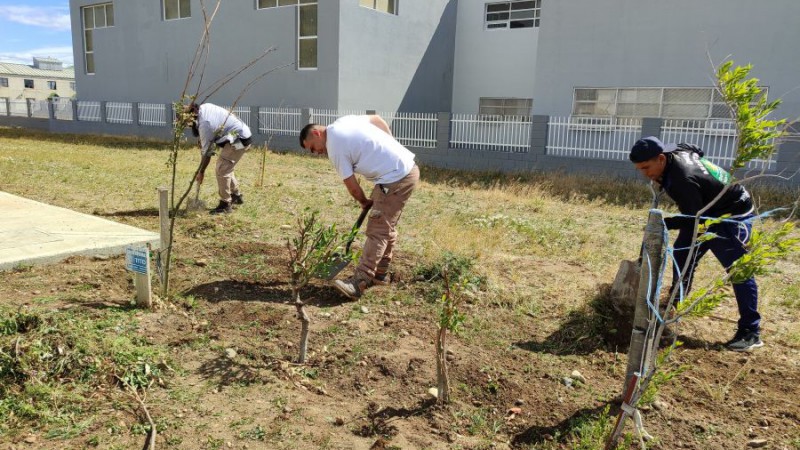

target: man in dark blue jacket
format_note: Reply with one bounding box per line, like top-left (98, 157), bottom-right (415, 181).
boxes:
top-left (629, 136), bottom-right (762, 351)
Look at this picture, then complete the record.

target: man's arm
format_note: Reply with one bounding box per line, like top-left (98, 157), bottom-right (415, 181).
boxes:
top-left (342, 175), bottom-right (373, 209)
top-left (196, 154), bottom-right (212, 184)
top-left (367, 115), bottom-right (392, 136)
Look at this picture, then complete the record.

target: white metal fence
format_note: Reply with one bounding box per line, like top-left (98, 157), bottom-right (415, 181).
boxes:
top-left (29, 100), bottom-right (49, 119)
top-left (139, 103), bottom-right (167, 127)
top-left (450, 114), bottom-right (532, 152)
top-left (378, 111), bottom-right (437, 148)
top-left (258, 107), bottom-right (302, 136)
top-left (219, 105), bottom-right (252, 128)
top-left (52, 98), bottom-right (73, 120)
top-left (310, 108), bottom-right (364, 127)
top-left (8, 101), bottom-right (28, 117)
top-left (106, 102), bottom-right (134, 124)
top-left (77, 101), bottom-right (101, 122)
top-left (546, 116), bottom-right (643, 160)
top-left (661, 119), bottom-right (776, 170)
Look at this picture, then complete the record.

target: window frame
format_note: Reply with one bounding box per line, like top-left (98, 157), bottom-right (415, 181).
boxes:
top-left (485, 0), bottom-right (541, 30)
top-left (24, 79), bottom-right (35, 89)
top-left (48, 81), bottom-right (58, 90)
top-left (296, 1), bottom-right (318, 70)
top-left (478, 97), bottom-right (533, 119)
top-left (359, 0), bottom-right (398, 15)
top-left (81, 3), bottom-right (114, 75)
top-left (164, 0), bottom-right (191, 20)
top-left (0, 77), bottom-right (8, 87)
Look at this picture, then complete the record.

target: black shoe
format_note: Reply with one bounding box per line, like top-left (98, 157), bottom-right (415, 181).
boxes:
top-left (231, 193), bottom-right (244, 205)
top-left (725, 329), bottom-right (764, 352)
top-left (210, 200), bottom-right (232, 215)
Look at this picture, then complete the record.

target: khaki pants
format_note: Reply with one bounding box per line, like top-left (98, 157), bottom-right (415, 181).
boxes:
top-left (215, 143), bottom-right (247, 203)
top-left (356, 165), bottom-right (420, 279)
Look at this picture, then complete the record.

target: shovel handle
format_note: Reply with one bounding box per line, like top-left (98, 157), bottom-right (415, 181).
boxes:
top-left (344, 205), bottom-right (371, 253)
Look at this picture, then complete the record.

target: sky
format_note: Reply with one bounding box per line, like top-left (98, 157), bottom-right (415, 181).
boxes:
top-left (0, 0), bottom-right (73, 66)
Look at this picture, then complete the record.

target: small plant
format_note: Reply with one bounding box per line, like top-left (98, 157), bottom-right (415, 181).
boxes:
top-left (286, 210), bottom-right (353, 363)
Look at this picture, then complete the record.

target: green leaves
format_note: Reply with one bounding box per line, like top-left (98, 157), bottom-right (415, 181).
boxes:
top-left (286, 209), bottom-right (350, 289)
top-left (715, 61), bottom-right (786, 172)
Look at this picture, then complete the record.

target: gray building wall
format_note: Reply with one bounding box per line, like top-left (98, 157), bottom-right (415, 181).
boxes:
top-left (69, 0), bottom-right (340, 108)
top-left (337, 0), bottom-right (456, 112)
top-left (450, 1), bottom-right (539, 114)
top-left (532, 0), bottom-right (800, 118)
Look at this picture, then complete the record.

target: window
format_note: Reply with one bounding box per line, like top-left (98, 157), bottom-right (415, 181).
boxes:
top-left (164, 0), bottom-right (190, 20)
top-left (359, 0), bottom-right (397, 14)
top-left (82, 3), bottom-right (114, 74)
top-left (572, 86), bottom-right (767, 119)
top-left (297, 1), bottom-right (318, 69)
top-left (48, 81), bottom-right (57, 90)
top-left (486, 0), bottom-right (540, 29)
top-left (0, 77), bottom-right (8, 87)
top-left (479, 97), bottom-right (532, 118)
top-left (258, 0), bottom-right (315, 9)
top-left (24, 79), bottom-right (34, 89)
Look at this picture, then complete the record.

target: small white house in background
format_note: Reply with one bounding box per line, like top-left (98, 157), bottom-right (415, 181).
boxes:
top-left (67, 0), bottom-right (800, 119)
top-left (0, 57), bottom-right (76, 103)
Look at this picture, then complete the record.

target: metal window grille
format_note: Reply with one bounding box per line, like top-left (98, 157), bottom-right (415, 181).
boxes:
top-left (485, 0), bottom-right (540, 29)
top-left (258, 107), bottom-right (302, 135)
top-left (661, 119), bottom-right (776, 170)
top-left (359, 0), bottom-right (397, 14)
top-left (106, 102), bottom-right (134, 124)
top-left (546, 116), bottom-right (642, 160)
top-left (298, 2), bottom-right (318, 69)
top-left (450, 113), bottom-right (532, 152)
top-left (138, 103), bottom-right (167, 126)
top-left (309, 108), bottom-right (364, 126)
top-left (376, 111), bottom-right (437, 148)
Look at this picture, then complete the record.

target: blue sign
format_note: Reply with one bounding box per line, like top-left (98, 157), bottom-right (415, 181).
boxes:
top-left (125, 246), bottom-right (149, 274)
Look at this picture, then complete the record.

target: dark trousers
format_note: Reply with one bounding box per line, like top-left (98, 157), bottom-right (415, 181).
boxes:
top-left (671, 217), bottom-right (760, 332)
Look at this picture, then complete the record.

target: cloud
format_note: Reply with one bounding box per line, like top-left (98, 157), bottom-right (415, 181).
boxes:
top-left (0, 46), bottom-right (74, 66)
top-left (0, 6), bottom-right (71, 31)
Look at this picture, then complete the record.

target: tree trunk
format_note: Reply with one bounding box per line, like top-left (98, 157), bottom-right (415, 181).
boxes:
top-left (294, 290), bottom-right (310, 364)
top-left (436, 326), bottom-right (450, 404)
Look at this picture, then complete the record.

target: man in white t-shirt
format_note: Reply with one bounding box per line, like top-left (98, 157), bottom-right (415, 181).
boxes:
top-left (300, 115), bottom-right (420, 299)
top-left (185, 102), bottom-right (252, 214)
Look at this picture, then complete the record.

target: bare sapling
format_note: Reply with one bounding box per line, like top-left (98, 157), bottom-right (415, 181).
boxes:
top-left (286, 210), bottom-right (355, 363)
top-left (435, 268), bottom-right (467, 404)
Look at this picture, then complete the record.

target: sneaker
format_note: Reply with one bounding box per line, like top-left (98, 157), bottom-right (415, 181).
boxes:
top-left (231, 193), bottom-right (244, 205)
top-left (209, 200), bottom-right (232, 215)
top-left (333, 275), bottom-right (371, 300)
top-left (725, 329), bottom-right (764, 352)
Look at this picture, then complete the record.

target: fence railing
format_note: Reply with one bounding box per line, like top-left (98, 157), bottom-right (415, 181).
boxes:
top-left (661, 119), bottom-right (776, 170)
top-left (9, 101), bottom-right (28, 117)
top-left (77, 101), bottom-right (101, 122)
top-left (310, 108), bottom-right (364, 127)
top-left (106, 102), bottom-right (134, 124)
top-left (52, 98), bottom-right (73, 121)
top-left (378, 111), bottom-right (438, 148)
top-left (258, 107), bottom-right (302, 136)
top-left (218, 105), bottom-right (252, 129)
top-left (139, 103), bottom-right (168, 127)
top-left (450, 114), bottom-right (532, 152)
top-left (546, 116), bottom-right (643, 160)
top-left (29, 100), bottom-right (49, 119)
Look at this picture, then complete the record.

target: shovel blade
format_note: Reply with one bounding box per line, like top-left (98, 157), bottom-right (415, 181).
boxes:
top-left (322, 257), bottom-right (351, 280)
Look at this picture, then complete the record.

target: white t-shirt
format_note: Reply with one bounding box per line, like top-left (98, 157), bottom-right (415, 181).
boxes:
top-left (326, 115), bottom-right (416, 185)
top-left (198, 103), bottom-right (251, 157)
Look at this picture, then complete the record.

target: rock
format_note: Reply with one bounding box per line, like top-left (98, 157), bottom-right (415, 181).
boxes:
top-left (32, 290), bottom-right (41, 295)
top-left (333, 417), bottom-right (345, 426)
top-left (360, 306), bottom-right (369, 314)
top-left (746, 439), bottom-right (768, 448)
top-left (24, 435), bottom-right (37, 444)
top-left (93, 254), bottom-right (111, 261)
top-left (515, 399), bottom-right (524, 406)
top-left (224, 348), bottom-right (237, 359)
top-left (280, 224), bottom-right (292, 230)
top-left (399, 330), bottom-right (409, 337)
top-left (195, 259), bottom-right (208, 267)
top-left (320, 312), bottom-right (332, 318)
top-left (570, 370), bottom-right (586, 384)
top-left (507, 407), bottom-right (522, 415)
top-left (446, 353), bottom-right (455, 361)
top-left (743, 399), bottom-right (756, 408)
top-left (758, 418), bottom-right (769, 427)
top-left (653, 400), bottom-right (669, 411)
top-left (428, 387), bottom-right (439, 399)
top-left (561, 377), bottom-right (574, 387)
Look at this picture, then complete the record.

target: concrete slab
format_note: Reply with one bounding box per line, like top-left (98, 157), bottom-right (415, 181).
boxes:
top-left (0, 192), bottom-right (160, 271)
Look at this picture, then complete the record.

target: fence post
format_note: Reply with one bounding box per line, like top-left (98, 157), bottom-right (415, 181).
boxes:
top-left (436, 112), bottom-right (450, 151)
top-left (530, 115), bottom-right (549, 158)
top-left (132, 102), bottom-right (140, 126)
top-left (99, 101), bottom-right (107, 123)
top-left (72, 99), bottom-right (79, 121)
top-left (641, 117), bottom-right (663, 139)
top-left (301, 107), bottom-right (311, 126)
top-left (47, 99), bottom-right (56, 120)
top-left (366, 109), bottom-right (376, 116)
top-left (4, 98), bottom-right (9, 117)
top-left (166, 102), bottom-right (174, 128)
top-left (26, 99), bottom-right (33, 118)
top-left (624, 209), bottom-right (664, 390)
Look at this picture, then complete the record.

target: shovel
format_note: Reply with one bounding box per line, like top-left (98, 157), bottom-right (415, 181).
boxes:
top-left (321, 205), bottom-right (371, 280)
top-left (187, 182), bottom-right (206, 212)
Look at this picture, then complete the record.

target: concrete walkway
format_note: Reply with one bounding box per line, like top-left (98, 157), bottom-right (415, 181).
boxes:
top-left (0, 192), bottom-right (160, 271)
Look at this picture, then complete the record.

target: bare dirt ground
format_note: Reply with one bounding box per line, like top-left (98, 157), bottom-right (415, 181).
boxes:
top-left (1, 239), bottom-right (798, 450)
